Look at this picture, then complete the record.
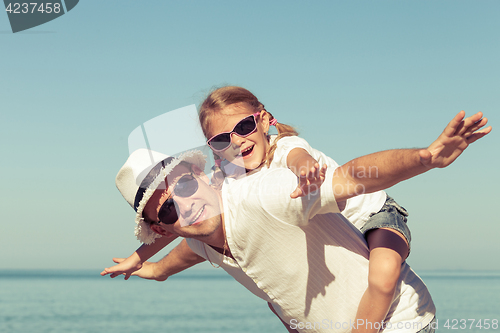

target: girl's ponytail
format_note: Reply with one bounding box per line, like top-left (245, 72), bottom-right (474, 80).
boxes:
top-left (210, 151), bottom-right (226, 191)
top-left (264, 111), bottom-right (298, 167)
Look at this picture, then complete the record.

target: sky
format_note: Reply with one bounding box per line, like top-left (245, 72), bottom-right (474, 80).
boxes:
top-left (1, 1), bottom-right (499, 271)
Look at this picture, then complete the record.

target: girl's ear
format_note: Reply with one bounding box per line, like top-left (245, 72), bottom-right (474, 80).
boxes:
top-left (260, 110), bottom-right (270, 134)
top-left (191, 164), bottom-right (210, 185)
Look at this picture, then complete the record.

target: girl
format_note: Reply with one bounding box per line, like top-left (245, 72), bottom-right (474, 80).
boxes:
top-left (199, 86), bottom-right (411, 333)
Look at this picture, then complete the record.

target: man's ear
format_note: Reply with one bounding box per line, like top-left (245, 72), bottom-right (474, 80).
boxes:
top-left (191, 164), bottom-right (210, 184)
top-left (150, 223), bottom-right (175, 238)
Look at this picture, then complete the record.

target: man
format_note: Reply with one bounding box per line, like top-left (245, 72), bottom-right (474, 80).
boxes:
top-left (111, 111), bottom-right (490, 332)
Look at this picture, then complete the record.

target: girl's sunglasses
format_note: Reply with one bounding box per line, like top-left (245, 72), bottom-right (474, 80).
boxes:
top-left (207, 113), bottom-right (260, 152)
top-left (157, 173), bottom-right (199, 225)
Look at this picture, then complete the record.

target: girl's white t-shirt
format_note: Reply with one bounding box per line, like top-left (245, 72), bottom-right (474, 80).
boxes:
top-left (269, 135), bottom-right (387, 230)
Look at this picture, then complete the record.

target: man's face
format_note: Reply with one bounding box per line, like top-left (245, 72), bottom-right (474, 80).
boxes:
top-left (143, 162), bottom-right (223, 240)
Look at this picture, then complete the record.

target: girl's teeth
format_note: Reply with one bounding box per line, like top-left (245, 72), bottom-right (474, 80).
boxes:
top-left (242, 146), bottom-right (253, 155)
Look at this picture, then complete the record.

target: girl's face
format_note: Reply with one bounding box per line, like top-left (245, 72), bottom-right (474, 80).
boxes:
top-left (208, 103), bottom-right (270, 171)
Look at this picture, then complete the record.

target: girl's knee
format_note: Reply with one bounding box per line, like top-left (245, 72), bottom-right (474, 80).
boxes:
top-left (368, 252), bottom-right (402, 295)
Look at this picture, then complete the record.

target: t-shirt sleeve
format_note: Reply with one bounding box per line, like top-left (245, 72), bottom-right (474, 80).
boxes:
top-left (271, 136), bottom-right (340, 172)
top-left (271, 136), bottom-right (315, 169)
top-left (241, 167), bottom-right (340, 227)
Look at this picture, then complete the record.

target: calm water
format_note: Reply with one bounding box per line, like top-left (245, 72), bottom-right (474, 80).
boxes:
top-left (1, 269), bottom-right (499, 333)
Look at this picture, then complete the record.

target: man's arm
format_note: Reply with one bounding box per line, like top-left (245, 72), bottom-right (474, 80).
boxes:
top-left (101, 234), bottom-right (178, 279)
top-left (114, 239), bottom-right (206, 281)
top-left (332, 111), bottom-right (491, 202)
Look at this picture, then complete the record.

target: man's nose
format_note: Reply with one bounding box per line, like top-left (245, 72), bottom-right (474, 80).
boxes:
top-left (174, 196), bottom-right (194, 217)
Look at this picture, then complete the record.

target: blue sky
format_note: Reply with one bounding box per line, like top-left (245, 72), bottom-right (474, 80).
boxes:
top-left (1, 1), bottom-right (498, 271)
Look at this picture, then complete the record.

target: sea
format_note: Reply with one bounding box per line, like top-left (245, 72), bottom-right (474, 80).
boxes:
top-left (1, 269), bottom-right (499, 333)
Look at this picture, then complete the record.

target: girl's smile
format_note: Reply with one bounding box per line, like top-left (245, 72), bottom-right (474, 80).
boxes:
top-left (241, 144), bottom-right (255, 159)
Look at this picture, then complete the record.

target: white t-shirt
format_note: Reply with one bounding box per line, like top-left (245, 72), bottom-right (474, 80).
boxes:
top-left (188, 165), bottom-right (435, 332)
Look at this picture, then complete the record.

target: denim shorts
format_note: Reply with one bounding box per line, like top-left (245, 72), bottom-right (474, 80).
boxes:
top-left (359, 195), bottom-right (412, 253)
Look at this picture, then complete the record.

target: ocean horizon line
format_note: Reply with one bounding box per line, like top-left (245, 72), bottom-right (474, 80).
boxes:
top-left (1, 268), bottom-right (500, 280)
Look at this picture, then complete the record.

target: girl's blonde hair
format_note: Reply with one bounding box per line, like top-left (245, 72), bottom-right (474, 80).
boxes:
top-left (199, 86), bottom-right (297, 186)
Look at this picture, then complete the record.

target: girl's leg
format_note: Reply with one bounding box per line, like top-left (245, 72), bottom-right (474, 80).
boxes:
top-left (353, 228), bottom-right (409, 333)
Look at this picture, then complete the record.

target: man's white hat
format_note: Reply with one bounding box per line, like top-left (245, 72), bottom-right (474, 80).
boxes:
top-left (115, 148), bottom-right (206, 244)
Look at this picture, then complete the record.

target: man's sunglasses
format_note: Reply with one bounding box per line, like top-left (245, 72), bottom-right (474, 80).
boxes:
top-left (207, 113), bottom-right (260, 152)
top-left (157, 173), bottom-right (199, 225)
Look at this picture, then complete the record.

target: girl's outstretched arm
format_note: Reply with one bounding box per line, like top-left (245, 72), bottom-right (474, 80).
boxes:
top-left (287, 148), bottom-right (327, 199)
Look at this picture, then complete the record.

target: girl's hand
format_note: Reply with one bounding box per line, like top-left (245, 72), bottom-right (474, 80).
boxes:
top-left (100, 256), bottom-right (143, 280)
top-left (290, 163), bottom-right (327, 198)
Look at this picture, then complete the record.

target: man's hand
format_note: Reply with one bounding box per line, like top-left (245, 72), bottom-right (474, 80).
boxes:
top-left (102, 239), bottom-right (205, 282)
top-left (419, 111), bottom-right (491, 168)
top-left (290, 163), bottom-right (327, 198)
top-left (102, 258), bottom-right (168, 281)
top-left (100, 256), bottom-right (143, 280)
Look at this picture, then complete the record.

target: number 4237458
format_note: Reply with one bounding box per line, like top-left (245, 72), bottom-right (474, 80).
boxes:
top-left (443, 319), bottom-right (498, 330)
top-left (5, 3), bottom-right (62, 14)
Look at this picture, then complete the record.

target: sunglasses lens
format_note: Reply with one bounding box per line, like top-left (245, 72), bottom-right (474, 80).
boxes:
top-left (209, 133), bottom-right (231, 151)
top-left (208, 115), bottom-right (257, 151)
top-left (234, 117), bottom-right (257, 136)
top-left (174, 174), bottom-right (198, 197)
top-left (158, 198), bottom-right (178, 225)
top-left (157, 174), bottom-right (198, 225)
